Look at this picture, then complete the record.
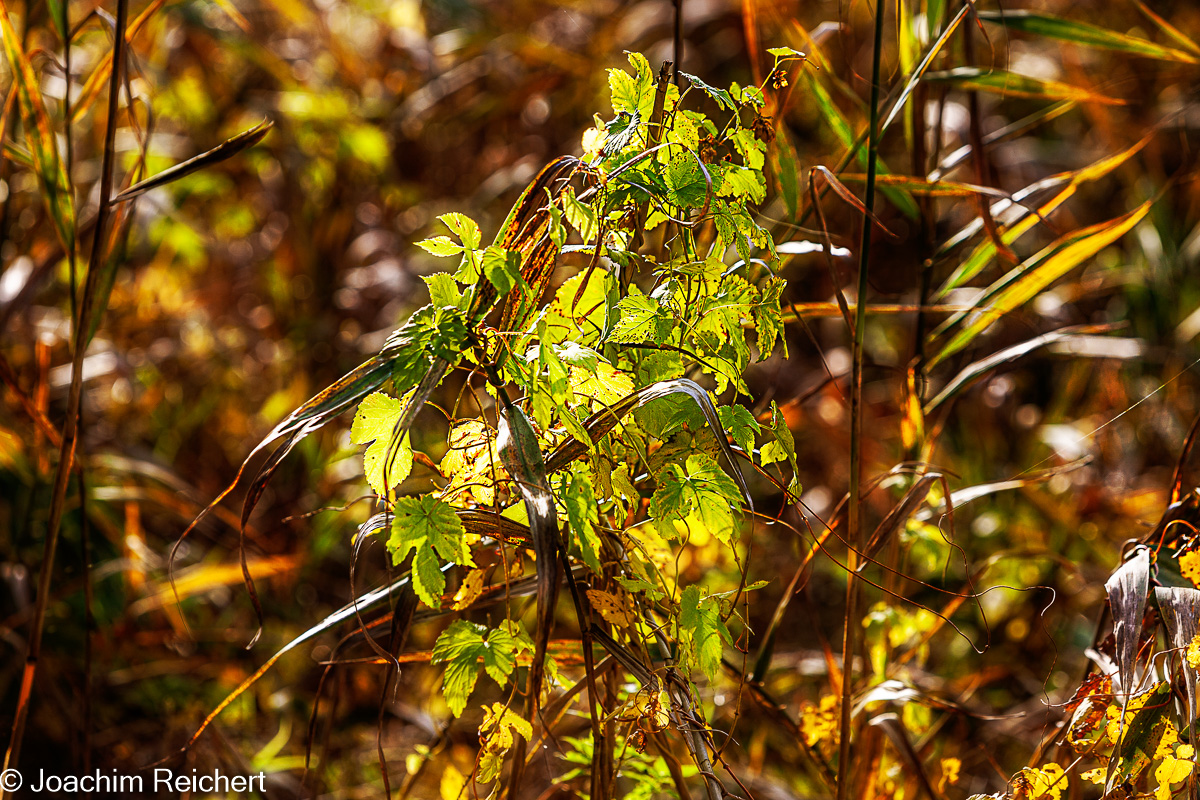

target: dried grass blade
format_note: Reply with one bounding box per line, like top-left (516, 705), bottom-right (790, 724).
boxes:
top-left (545, 378), bottom-right (752, 511)
top-left (811, 166), bottom-right (897, 238)
top-left (112, 119), bottom-right (272, 203)
top-left (181, 565), bottom-right (436, 750)
top-left (1104, 546), bottom-right (1152, 788)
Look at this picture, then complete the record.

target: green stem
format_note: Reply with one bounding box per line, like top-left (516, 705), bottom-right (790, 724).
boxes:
top-left (837, 1), bottom-right (887, 798)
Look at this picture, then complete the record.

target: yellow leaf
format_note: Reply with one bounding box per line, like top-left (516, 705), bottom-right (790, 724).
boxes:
top-left (938, 757), bottom-right (961, 794)
top-left (586, 588), bottom-right (636, 627)
top-left (440, 764), bottom-right (466, 800)
top-left (1181, 552), bottom-right (1200, 588)
top-left (570, 362), bottom-right (634, 406)
top-left (1187, 634), bottom-right (1200, 669)
top-left (452, 569), bottom-right (485, 611)
top-left (1011, 763), bottom-right (1067, 799)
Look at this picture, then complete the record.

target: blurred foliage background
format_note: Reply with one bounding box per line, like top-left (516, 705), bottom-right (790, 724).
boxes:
top-left (4, 0), bottom-right (1200, 797)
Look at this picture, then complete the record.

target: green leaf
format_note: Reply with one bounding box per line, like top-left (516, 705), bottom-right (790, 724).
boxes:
top-left (416, 236), bottom-right (463, 257)
top-left (754, 277), bottom-right (787, 358)
top-left (608, 52), bottom-right (656, 120)
top-left (768, 46), bottom-right (806, 59)
top-left (679, 71), bottom-right (737, 111)
top-left (665, 153), bottom-right (714, 209)
top-left (350, 392), bottom-right (414, 497)
top-left (718, 405), bottom-right (761, 457)
top-left (717, 164), bottom-right (765, 204)
top-left (387, 495), bottom-right (474, 608)
top-left (650, 453), bottom-right (742, 544)
top-left (977, 10), bottom-right (1198, 63)
top-left (384, 305), bottom-right (470, 392)
top-left (759, 401), bottom-right (800, 497)
top-left (679, 585), bottom-right (732, 681)
top-left (481, 245), bottom-right (524, 297)
top-left (607, 290), bottom-right (672, 344)
top-left (422, 272), bottom-right (462, 310)
top-left (431, 620), bottom-right (527, 717)
top-left (438, 211), bottom-right (481, 250)
top-left (562, 464), bottom-right (603, 574)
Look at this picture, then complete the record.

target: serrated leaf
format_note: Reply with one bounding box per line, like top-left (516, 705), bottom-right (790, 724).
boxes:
top-left (481, 245), bottom-right (524, 297)
top-left (423, 272), bottom-right (462, 309)
top-left (650, 453), bottom-right (742, 544)
top-left (665, 153), bottom-right (713, 209)
top-left (431, 620), bottom-right (526, 717)
top-left (760, 400), bottom-right (800, 497)
top-left (438, 211), bottom-right (481, 250)
top-left (562, 465), bottom-right (602, 573)
top-left (679, 585), bottom-right (731, 680)
top-left (680, 71), bottom-right (737, 111)
top-left (607, 291), bottom-right (672, 344)
top-left (387, 495), bottom-right (474, 607)
top-left (718, 405), bottom-right (761, 456)
top-left (350, 391), bottom-right (414, 497)
top-left (417, 236), bottom-right (463, 257)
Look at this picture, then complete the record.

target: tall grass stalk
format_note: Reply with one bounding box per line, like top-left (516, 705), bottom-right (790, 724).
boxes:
top-left (837, 0), bottom-right (888, 797)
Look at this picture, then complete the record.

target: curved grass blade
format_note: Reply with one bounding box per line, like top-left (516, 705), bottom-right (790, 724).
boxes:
top-left (800, 68), bottom-right (919, 220)
top-left (0, 1), bottom-right (75, 253)
top-left (810, 166), bottom-right (897, 238)
top-left (928, 200), bottom-right (1151, 368)
top-left (1104, 546), bottom-right (1152, 788)
top-left (497, 402), bottom-right (559, 796)
top-left (112, 119), bottom-right (273, 203)
top-left (923, 67), bottom-right (1125, 105)
top-left (925, 323), bottom-right (1122, 412)
top-left (977, 10), bottom-right (1199, 64)
top-left (171, 354), bottom-right (396, 633)
top-left (912, 457), bottom-right (1091, 520)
